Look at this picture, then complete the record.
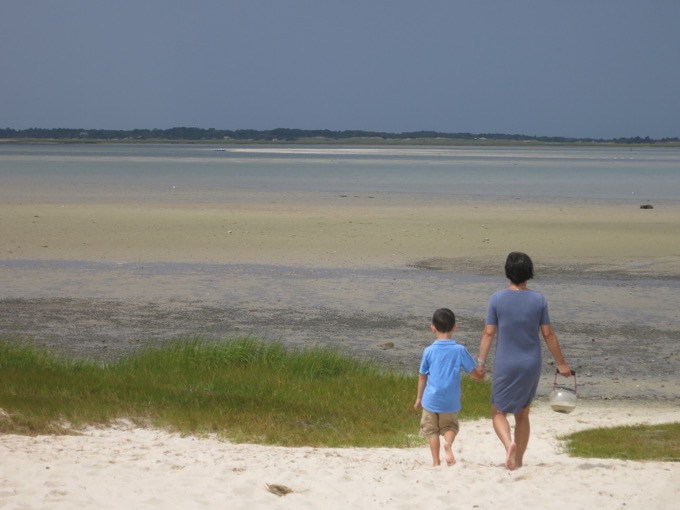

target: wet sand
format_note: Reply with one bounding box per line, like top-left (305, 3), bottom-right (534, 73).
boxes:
top-left (1, 191), bottom-right (679, 400)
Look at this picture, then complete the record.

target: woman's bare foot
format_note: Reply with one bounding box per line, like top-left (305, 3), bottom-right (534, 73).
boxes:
top-left (505, 442), bottom-right (517, 470)
top-left (443, 439), bottom-right (456, 466)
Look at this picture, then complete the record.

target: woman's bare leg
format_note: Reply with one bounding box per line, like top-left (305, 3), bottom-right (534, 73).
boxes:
top-left (513, 406), bottom-right (531, 468)
top-left (492, 405), bottom-right (517, 470)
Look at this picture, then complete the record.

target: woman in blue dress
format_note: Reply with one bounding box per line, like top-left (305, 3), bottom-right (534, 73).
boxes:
top-left (477, 252), bottom-right (571, 470)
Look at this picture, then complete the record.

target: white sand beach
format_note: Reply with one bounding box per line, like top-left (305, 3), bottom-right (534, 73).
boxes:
top-left (1, 402), bottom-right (678, 510)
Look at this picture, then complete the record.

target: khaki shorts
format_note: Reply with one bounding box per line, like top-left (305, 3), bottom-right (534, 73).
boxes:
top-left (419, 409), bottom-right (460, 437)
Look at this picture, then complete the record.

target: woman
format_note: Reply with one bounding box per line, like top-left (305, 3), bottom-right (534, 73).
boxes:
top-left (477, 252), bottom-right (571, 470)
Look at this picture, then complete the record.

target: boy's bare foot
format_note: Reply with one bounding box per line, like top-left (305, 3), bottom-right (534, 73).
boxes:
top-left (505, 442), bottom-right (517, 470)
top-left (443, 439), bottom-right (456, 466)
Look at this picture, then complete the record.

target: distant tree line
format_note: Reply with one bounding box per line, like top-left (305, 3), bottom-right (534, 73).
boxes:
top-left (0, 127), bottom-right (677, 144)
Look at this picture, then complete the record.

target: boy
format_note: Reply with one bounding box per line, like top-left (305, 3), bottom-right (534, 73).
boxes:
top-left (414, 308), bottom-right (484, 466)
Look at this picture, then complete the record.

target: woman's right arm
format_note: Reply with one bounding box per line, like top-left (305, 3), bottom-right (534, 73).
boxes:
top-left (477, 324), bottom-right (496, 373)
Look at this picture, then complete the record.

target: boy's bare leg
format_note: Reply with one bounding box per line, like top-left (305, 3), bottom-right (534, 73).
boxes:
top-left (513, 406), bottom-right (531, 468)
top-left (492, 406), bottom-right (517, 470)
top-left (442, 430), bottom-right (457, 466)
top-left (428, 435), bottom-right (442, 466)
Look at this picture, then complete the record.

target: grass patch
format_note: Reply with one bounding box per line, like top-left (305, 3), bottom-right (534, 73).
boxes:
top-left (0, 338), bottom-right (491, 447)
top-left (560, 423), bottom-right (680, 462)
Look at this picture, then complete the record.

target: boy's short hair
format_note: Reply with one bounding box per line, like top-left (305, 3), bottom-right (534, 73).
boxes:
top-left (505, 251), bottom-right (534, 284)
top-left (432, 308), bottom-right (456, 333)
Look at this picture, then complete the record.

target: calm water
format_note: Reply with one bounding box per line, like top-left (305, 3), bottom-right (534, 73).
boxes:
top-left (1, 144), bottom-right (679, 203)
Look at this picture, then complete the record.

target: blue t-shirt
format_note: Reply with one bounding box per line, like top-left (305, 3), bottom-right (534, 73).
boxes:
top-left (419, 339), bottom-right (477, 413)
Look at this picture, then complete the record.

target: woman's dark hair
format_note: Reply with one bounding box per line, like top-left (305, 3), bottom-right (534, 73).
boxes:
top-left (432, 308), bottom-right (456, 333)
top-left (505, 252), bottom-right (534, 284)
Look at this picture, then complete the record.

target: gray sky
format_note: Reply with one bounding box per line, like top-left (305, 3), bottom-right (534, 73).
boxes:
top-left (2, 0), bottom-right (679, 139)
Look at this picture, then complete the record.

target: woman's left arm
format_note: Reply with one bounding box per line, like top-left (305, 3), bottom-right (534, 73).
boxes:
top-left (541, 324), bottom-right (571, 376)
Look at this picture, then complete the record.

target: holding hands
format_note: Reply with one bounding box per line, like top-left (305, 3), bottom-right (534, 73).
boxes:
top-left (472, 359), bottom-right (486, 381)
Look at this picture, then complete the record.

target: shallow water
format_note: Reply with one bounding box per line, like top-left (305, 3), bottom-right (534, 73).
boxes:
top-left (2, 143), bottom-right (680, 202)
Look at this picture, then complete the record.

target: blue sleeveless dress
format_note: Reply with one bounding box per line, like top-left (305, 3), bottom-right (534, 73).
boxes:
top-left (485, 288), bottom-right (550, 413)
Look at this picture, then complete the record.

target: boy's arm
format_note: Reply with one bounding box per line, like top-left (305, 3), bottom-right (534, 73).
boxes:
top-left (463, 348), bottom-right (485, 381)
top-left (414, 373), bottom-right (427, 411)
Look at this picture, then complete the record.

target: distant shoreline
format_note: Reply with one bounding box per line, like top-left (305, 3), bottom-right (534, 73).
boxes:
top-left (1, 126), bottom-right (678, 147)
top-left (2, 138), bottom-right (680, 148)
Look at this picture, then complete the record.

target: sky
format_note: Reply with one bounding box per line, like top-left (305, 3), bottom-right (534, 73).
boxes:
top-left (1, 1), bottom-right (679, 139)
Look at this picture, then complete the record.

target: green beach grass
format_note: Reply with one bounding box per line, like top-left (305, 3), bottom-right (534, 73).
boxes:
top-left (1, 337), bottom-right (677, 461)
top-left (560, 423), bottom-right (680, 462)
top-left (0, 337), bottom-right (489, 447)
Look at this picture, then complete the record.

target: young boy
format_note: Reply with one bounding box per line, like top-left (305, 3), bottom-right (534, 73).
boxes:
top-left (414, 308), bottom-right (484, 466)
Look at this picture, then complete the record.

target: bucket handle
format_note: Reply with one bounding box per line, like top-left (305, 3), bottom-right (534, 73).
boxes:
top-left (552, 369), bottom-right (577, 393)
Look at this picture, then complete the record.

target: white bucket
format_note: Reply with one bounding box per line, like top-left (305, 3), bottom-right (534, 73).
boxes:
top-left (550, 387), bottom-right (577, 413)
top-left (549, 370), bottom-right (577, 414)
